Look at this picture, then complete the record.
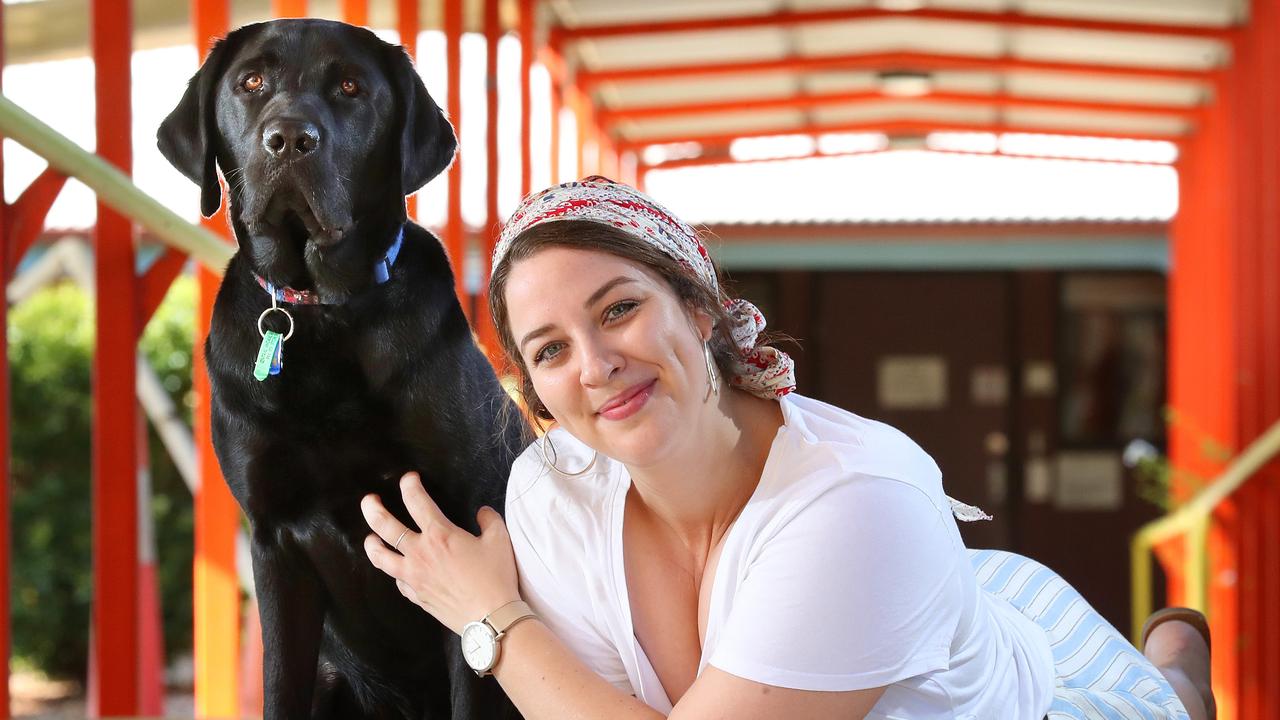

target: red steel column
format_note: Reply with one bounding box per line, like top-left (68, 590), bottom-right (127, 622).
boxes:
top-left (549, 79), bottom-right (562, 184)
top-left (90, 0), bottom-right (139, 713)
top-left (519, 0), bottom-right (535, 196)
top-left (444, 0), bottom-right (467, 308)
top-left (398, 0), bottom-right (420, 221)
top-left (274, 0), bottom-right (306, 17)
top-left (190, 4), bottom-right (243, 717)
top-left (477, 0), bottom-right (502, 358)
top-left (1168, 66), bottom-right (1240, 718)
top-left (0, 1), bottom-right (9, 715)
top-left (341, 0), bottom-right (367, 25)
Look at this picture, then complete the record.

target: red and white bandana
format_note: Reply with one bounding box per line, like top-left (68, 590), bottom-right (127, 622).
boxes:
top-left (494, 176), bottom-right (796, 400)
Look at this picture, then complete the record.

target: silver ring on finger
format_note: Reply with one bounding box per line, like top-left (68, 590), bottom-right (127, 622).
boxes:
top-left (393, 529), bottom-right (410, 552)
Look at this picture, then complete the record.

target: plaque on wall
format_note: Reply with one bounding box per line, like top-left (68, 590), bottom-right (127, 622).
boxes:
top-left (877, 356), bottom-right (948, 410)
top-left (971, 365), bottom-right (1009, 406)
top-left (1054, 451), bottom-right (1124, 511)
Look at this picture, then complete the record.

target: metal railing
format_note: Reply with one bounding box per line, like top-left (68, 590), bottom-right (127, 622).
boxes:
top-left (1130, 417), bottom-right (1280, 643)
top-left (0, 93), bottom-right (232, 270)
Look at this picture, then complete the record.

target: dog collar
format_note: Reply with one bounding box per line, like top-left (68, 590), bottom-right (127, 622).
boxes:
top-left (253, 224), bottom-right (405, 305)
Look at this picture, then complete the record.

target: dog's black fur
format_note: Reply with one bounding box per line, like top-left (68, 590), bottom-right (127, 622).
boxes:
top-left (158, 19), bottom-right (528, 720)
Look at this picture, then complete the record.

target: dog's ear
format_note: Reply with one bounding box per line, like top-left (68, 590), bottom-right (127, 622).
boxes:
top-left (388, 45), bottom-right (458, 197)
top-left (157, 35), bottom-right (235, 218)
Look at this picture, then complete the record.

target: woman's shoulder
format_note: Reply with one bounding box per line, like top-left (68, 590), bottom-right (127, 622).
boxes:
top-left (505, 427), bottom-right (622, 539)
top-left (779, 393), bottom-right (945, 498)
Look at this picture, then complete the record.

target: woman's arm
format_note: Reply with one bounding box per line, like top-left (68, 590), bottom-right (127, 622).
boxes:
top-left (492, 619), bottom-right (885, 720)
top-left (361, 474), bottom-right (884, 720)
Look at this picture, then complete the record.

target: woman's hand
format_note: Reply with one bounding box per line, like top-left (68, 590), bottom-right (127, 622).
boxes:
top-left (361, 472), bottom-right (521, 635)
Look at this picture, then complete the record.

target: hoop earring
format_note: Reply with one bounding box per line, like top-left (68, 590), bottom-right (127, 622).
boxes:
top-left (704, 341), bottom-right (720, 401)
top-left (539, 432), bottom-right (598, 477)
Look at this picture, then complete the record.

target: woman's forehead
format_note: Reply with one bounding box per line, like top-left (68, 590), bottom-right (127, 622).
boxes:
top-left (507, 247), bottom-right (660, 296)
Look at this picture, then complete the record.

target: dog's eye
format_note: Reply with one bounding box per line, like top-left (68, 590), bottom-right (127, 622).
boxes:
top-left (241, 73), bottom-right (264, 93)
top-left (340, 78), bottom-right (360, 97)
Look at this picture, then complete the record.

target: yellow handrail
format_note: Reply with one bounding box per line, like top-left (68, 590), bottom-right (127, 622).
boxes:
top-left (1130, 417), bottom-right (1280, 643)
top-left (0, 93), bottom-right (233, 271)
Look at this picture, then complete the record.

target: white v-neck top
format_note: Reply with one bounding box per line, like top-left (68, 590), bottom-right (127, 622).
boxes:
top-left (504, 393), bottom-right (1054, 719)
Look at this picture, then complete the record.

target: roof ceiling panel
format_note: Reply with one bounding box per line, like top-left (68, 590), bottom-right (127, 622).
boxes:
top-left (812, 101), bottom-right (998, 125)
top-left (1010, 27), bottom-right (1227, 69)
top-left (794, 18), bottom-right (1006, 56)
top-left (548, 0), bottom-right (781, 27)
top-left (576, 27), bottom-right (789, 70)
top-left (1004, 107), bottom-right (1189, 135)
top-left (602, 74), bottom-right (802, 108)
top-left (618, 110), bottom-right (809, 141)
top-left (1020, 0), bottom-right (1239, 26)
top-left (800, 71), bottom-right (880, 93)
top-left (1006, 72), bottom-right (1207, 105)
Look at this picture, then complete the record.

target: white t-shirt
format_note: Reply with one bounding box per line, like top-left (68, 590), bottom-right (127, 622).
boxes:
top-left (505, 393), bottom-right (1055, 719)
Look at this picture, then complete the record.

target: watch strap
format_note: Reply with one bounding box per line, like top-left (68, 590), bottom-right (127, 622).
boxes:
top-left (485, 600), bottom-right (536, 635)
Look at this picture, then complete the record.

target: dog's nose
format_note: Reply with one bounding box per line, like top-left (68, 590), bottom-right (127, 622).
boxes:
top-left (262, 119), bottom-right (320, 160)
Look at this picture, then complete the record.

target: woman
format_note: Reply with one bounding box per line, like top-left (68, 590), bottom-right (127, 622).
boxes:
top-left (360, 177), bottom-right (1213, 719)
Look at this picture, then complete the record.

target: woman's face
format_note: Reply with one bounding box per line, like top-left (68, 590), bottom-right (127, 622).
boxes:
top-left (504, 245), bottom-right (715, 467)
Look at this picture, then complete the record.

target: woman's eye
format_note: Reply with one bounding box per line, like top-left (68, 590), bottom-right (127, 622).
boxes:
top-left (604, 301), bottom-right (638, 322)
top-left (533, 342), bottom-right (565, 366)
top-left (240, 73), bottom-right (264, 92)
top-left (340, 78), bottom-right (360, 97)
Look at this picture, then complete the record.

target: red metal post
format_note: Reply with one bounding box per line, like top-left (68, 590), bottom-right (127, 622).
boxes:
top-left (1168, 66), bottom-right (1239, 717)
top-left (398, 0), bottom-right (420, 222)
top-left (0, 2), bottom-right (9, 714)
top-left (273, 0), bottom-right (306, 18)
top-left (477, 0), bottom-right (502, 360)
top-left (90, 0), bottom-right (140, 712)
top-left (191, 1), bottom-right (243, 717)
top-left (549, 77), bottom-right (562, 184)
top-left (520, 0), bottom-right (536, 196)
top-left (445, 0), bottom-right (467, 309)
top-left (340, 0), bottom-right (368, 25)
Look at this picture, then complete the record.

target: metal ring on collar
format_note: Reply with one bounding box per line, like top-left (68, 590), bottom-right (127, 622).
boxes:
top-left (257, 306), bottom-right (295, 341)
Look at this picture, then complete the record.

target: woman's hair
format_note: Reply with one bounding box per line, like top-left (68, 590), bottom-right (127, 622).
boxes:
top-left (488, 219), bottom-right (740, 423)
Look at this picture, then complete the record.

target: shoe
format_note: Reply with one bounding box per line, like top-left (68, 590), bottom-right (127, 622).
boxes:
top-left (1141, 607), bottom-right (1211, 654)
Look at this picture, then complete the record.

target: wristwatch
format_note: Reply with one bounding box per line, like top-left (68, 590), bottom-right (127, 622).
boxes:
top-left (461, 600), bottom-right (537, 677)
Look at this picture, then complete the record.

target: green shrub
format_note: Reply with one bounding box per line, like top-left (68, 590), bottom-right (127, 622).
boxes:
top-left (9, 273), bottom-right (197, 680)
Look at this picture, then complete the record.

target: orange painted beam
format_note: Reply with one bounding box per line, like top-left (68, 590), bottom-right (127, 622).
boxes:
top-left (444, 0), bottom-right (467, 311)
top-left (641, 144), bottom-right (1173, 174)
top-left (340, 0), bottom-right (367, 25)
top-left (519, 0), bottom-right (535, 196)
top-left (549, 79), bottom-right (563, 183)
top-left (273, 0), bottom-right (306, 18)
top-left (553, 6), bottom-right (1236, 43)
top-left (191, 0), bottom-right (242, 718)
top-left (0, 2), bottom-right (9, 715)
top-left (399, 0), bottom-right (420, 222)
top-left (136, 248), bottom-right (189, 335)
top-left (4, 167), bottom-right (67, 277)
top-left (601, 89), bottom-right (1202, 126)
top-left (578, 50), bottom-right (1214, 89)
top-left (617, 118), bottom-right (1186, 150)
top-left (90, 0), bottom-right (141, 712)
top-left (478, 0), bottom-right (502, 361)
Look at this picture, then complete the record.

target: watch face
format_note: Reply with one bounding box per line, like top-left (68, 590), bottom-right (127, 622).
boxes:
top-left (461, 621), bottom-right (498, 672)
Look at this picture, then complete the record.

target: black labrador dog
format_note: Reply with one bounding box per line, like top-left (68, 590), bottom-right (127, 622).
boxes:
top-left (157, 18), bottom-right (528, 720)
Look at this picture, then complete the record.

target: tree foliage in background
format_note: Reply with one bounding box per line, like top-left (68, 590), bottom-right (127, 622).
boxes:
top-left (9, 274), bottom-right (197, 680)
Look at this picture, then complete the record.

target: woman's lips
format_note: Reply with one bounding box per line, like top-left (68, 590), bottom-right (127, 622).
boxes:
top-left (597, 380), bottom-right (656, 421)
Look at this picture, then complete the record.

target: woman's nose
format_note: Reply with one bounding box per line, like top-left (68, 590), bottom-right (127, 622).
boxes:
top-left (578, 335), bottom-right (622, 387)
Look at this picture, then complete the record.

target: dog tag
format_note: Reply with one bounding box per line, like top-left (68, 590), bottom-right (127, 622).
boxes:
top-left (269, 337), bottom-right (284, 376)
top-left (254, 330), bottom-right (283, 382)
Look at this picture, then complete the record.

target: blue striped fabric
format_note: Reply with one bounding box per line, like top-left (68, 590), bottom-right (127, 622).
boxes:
top-left (969, 549), bottom-right (1191, 720)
